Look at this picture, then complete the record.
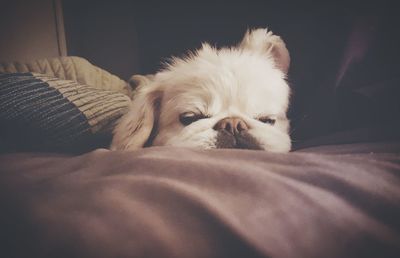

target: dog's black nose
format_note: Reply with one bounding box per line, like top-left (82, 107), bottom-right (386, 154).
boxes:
top-left (213, 117), bottom-right (249, 134)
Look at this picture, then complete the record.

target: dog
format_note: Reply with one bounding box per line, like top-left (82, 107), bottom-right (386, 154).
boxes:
top-left (111, 28), bottom-right (291, 152)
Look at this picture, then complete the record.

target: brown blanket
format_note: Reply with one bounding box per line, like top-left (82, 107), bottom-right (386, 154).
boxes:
top-left (0, 142), bottom-right (399, 258)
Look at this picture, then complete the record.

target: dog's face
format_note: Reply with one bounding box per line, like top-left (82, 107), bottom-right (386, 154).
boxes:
top-left (111, 28), bottom-right (291, 152)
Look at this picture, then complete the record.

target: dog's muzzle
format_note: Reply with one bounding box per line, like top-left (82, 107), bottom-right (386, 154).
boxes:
top-left (214, 117), bottom-right (262, 150)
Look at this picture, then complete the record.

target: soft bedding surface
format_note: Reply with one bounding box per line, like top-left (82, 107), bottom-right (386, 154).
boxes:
top-left (1, 142), bottom-right (399, 258)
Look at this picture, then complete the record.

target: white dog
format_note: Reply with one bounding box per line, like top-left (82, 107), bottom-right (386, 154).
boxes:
top-left (111, 28), bottom-right (291, 152)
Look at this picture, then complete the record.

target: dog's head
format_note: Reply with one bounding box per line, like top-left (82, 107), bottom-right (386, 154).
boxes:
top-left (111, 28), bottom-right (291, 152)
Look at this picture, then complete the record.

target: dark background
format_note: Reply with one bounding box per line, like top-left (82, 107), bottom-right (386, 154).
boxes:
top-left (63, 1), bottom-right (400, 141)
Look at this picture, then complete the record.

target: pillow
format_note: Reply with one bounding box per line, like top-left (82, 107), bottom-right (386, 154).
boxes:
top-left (0, 72), bottom-right (131, 153)
top-left (0, 56), bottom-right (132, 96)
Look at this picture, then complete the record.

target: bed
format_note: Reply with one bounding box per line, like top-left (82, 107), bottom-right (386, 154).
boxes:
top-left (0, 57), bottom-right (399, 258)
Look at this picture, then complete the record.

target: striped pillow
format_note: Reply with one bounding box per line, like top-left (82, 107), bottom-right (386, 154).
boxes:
top-left (0, 72), bottom-right (131, 153)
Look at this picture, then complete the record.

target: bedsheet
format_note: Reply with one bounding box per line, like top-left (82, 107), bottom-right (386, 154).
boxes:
top-left (0, 142), bottom-right (399, 258)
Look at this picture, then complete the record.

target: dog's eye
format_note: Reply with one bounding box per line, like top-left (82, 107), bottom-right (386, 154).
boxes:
top-left (179, 112), bottom-right (207, 126)
top-left (258, 116), bottom-right (276, 125)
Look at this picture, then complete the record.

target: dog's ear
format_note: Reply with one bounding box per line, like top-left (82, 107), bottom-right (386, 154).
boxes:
top-left (128, 74), bottom-right (155, 91)
top-left (110, 79), bottom-right (162, 150)
top-left (239, 28), bottom-right (290, 74)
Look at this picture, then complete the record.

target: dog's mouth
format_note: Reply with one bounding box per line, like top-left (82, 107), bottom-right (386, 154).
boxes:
top-left (215, 130), bottom-right (263, 150)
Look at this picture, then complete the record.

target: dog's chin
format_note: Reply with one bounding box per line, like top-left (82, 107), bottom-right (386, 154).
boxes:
top-left (215, 130), bottom-right (263, 150)
top-left (214, 130), bottom-right (291, 152)
top-left (153, 127), bottom-right (291, 152)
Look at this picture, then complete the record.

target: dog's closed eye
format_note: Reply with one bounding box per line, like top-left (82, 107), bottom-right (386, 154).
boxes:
top-left (258, 116), bottom-right (276, 125)
top-left (179, 112), bottom-right (209, 126)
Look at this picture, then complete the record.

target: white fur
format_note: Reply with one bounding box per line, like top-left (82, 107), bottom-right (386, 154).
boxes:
top-left (111, 28), bottom-right (291, 152)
